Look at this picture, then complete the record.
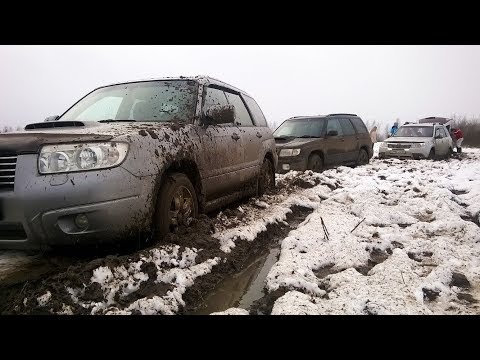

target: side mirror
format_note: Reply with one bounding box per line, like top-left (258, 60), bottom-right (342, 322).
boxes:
top-left (45, 115), bottom-right (59, 122)
top-left (326, 130), bottom-right (338, 137)
top-left (203, 105), bottom-right (235, 126)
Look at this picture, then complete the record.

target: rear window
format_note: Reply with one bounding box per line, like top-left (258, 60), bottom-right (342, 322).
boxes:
top-left (350, 117), bottom-right (368, 134)
top-left (340, 118), bottom-right (356, 136)
top-left (243, 95), bottom-right (268, 127)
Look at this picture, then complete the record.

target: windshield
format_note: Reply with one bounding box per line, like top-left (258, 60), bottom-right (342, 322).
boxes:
top-left (394, 126), bottom-right (433, 137)
top-left (59, 80), bottom-right (198, 123)
top-left (273, 118), bottom-right (325, 138)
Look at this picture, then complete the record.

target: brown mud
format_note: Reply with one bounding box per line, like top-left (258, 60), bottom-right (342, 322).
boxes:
top-left (183, 205), bottom-right (314, 315)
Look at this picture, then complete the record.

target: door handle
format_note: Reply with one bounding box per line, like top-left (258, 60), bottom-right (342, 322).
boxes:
top-left (232, 133), bottom-right (240, 141)
top-left (256, 132), bottom-right (263, 138)
top-left (340, 138), bottom-right (345, 142)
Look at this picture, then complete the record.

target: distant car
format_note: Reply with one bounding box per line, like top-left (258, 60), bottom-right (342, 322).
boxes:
top-left (379, 122), bottom-right (453, 160)
top-left (273, 114), bottom-right (373, 173)
top-left (0, 76), bottom-right (277, 249)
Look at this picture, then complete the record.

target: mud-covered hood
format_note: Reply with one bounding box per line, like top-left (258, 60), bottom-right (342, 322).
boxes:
top-left (384, 136), bottom-right (432, 143)
top-left (274, 137), bottom-right (322, 149)
top-left (0, 121), bottom-right (179, 154)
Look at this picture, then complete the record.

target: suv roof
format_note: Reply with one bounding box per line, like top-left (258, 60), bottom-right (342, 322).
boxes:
top-left (402, 123), bottom-right (442, 127)
top-left (287, 114), bottom-right (359, 120)
top-left (418, 117), bottom-right (452, 124)
top-left (99, 75), bottom-right (252, 97)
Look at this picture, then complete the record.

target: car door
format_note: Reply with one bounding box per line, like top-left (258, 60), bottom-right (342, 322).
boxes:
top-left (323, 118), bottom-right (345, 165)
top-left (440, 127), bottom-right (451, 154)
top-left (197, 86), bottom-right (245, 201)
top-left (224, 91), bottom-right (259, 184)
top-left (434, 127), bottom-right (446, 155)
top-left (339, 117), bottom-right (359, 162)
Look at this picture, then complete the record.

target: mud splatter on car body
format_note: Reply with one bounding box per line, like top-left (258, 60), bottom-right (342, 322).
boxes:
top-left (0, 76), bottom-right (278, 249)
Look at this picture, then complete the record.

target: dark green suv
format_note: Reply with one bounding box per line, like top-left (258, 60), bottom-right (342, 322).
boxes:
top-left (274, 114), bottom-right (373, 173)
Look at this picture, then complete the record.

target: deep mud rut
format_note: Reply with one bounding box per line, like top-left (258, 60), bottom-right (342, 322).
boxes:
top-left (0, 174), bottom-right (321, 315)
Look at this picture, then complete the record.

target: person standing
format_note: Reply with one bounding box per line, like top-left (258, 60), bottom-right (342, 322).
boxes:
top-left (390, 121), bottom-right (399, 137)
top-left (453, 128), bottom-right (464, 153)
top-left (369, 126), bottom-right (377, 151)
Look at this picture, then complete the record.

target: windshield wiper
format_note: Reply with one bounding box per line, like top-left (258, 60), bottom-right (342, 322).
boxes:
top-left (297, 135), bottom-right (321, 138)
top-left (98, 119), bottom-right (136, 123)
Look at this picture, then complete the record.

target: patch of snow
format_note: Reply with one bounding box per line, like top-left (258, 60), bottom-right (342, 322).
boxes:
top-left (268, 149), bottom-right (480, 314)
top-left (210, 308), bottom-right (249, 315)
top-left (37, 291), bottom-right (52, 307)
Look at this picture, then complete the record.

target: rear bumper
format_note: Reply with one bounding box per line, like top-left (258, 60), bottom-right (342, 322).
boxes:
top-left (0, 154), bottom-right (156, 250)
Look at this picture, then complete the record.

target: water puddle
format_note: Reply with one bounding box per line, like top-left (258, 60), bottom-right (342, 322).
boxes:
top-left (190, 206), bottom-right (313, 315)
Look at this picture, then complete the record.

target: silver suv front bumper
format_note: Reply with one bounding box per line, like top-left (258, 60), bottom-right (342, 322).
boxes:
top-left (0, 154), bottom-right (156, 249)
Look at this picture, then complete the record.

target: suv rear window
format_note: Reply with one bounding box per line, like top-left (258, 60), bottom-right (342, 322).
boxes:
top-left (340, 118), bottom-right (356, 136)
top-left (243, 95), bottom-right (268, 127)
top-left (350, 117), bottom-right (368, 134)
top-left (224, 92), bottom-right (254, 127)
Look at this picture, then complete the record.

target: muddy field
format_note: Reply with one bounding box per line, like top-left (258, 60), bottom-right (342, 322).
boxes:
top-left (1, 149), bottom-right (480, 315)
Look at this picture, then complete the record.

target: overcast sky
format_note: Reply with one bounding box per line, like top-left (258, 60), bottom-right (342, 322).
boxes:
top-left (1, 45), bottom-right (479, 131)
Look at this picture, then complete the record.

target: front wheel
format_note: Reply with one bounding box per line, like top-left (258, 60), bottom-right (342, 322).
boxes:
top-left (428, 148), bottom-right (435, 160)
top-left (258, 158), bottom-right (275, 196)
top-left (154, 173), bottom-right (198, 239)
top-left (307, 154), bottom-right (323, 172)
top-left (357, 148), bottom-right (369, 166)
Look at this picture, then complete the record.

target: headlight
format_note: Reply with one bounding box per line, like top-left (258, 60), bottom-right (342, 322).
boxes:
top-left (279, 148), bottom-right (301, 157)
top-left (379, 142), bottom-right (387, 149)
top-left (410, 143), bottom-right (425, 148)
top-left (38, 142), bottom-right (129, 174)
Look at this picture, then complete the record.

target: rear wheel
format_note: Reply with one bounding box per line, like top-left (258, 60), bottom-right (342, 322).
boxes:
top-left (258, 158), bottom-right (275, 196)
top-left (446, 147), bottom-right (453, 159)
top-left (154, 173), bottom-right (198, 239)
top-left (357, 148), bottom-right (369, 166)
top-left (307, 154), bottom-right (323, 172)
top-left (428, 148), bottom-right (435, 160)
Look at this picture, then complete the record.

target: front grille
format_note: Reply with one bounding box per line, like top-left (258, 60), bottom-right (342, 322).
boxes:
top-left (387, 143), bottom-right (411, 149)
top-left (0, 223), bottom-right (27, 240)
top-left (0, 153), bottom-right (17, 191)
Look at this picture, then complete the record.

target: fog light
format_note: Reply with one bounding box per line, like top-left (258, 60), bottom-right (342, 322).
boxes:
top-left (282, 164), bottom-right (290, 170)
top-left (75, 214), bottom-right (89, 230)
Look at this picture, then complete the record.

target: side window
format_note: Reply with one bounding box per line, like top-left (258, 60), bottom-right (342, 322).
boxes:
top-left (203, 87), bottom-right (229, 113)
top-left (77, 96), bottom-right (123, 121)
top-left (224, 92), bottom-right (254, 126)
top-left (340, 118), bottom-right (356, 136)
top-left (439, 128), bottom-right (447, 138)
top-left (242, 95), bottom-right (268, 127)
top-left (350, 117), bottom-right (368, 134)
top-left (326, 119), bottom-right (344, 136)
top-left (435, 128), bottom-right (442, 138)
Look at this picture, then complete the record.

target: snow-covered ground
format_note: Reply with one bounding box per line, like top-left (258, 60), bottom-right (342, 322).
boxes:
top-left (3, 146), bottom-right (480, 315)
top-left (220, 147), bottom-right (480, 315)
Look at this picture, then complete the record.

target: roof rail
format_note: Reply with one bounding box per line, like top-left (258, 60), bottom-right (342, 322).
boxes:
top-left (327, 113), bottom-right (357, 117)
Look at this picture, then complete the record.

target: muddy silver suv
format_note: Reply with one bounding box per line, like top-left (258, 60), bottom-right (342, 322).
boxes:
top-left (0, 76), bottom-right (277, 249)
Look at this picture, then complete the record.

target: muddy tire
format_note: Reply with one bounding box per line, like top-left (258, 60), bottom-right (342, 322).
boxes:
top-left (154, 173), bottom-right (198, 239)
top-left (446, 147), bottom-right (453, 159)
top-left (307, 154), bottom-right (323, 172)
top-left (258, 158), bottom-right (275, 196)
top-left (357, 148), bottom-right (369, 166)
top-left (428, 148), bottom-right (435, 160)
